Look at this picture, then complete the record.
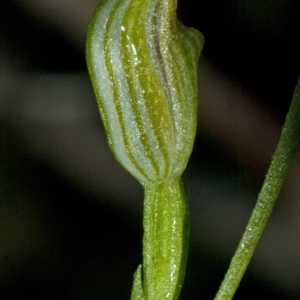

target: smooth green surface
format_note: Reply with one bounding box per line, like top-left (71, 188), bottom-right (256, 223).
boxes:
top-left (214, 76), bottom-right (300, 300)
top-left (86, 0), bottom-right (203, 299)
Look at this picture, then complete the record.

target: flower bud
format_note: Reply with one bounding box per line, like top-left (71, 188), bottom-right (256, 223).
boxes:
top-left (87, 0), bottom-right (204, 186)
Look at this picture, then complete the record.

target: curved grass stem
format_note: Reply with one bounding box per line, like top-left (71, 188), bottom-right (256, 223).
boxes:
top-left (214, 76), bottom-right (300, 300)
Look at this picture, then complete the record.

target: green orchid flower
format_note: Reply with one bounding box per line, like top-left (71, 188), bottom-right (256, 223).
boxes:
top-left (87, 0), bottom-right (203, 299)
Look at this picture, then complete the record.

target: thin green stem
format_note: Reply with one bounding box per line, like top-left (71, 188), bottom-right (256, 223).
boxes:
top-left (214, 76), bottom-right (300, 300)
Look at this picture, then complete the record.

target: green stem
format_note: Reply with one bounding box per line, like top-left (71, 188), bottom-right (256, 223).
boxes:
top-left (214, 76), bottom-right (300, 300)
top-left (142, 178), bottom-right (189, 300)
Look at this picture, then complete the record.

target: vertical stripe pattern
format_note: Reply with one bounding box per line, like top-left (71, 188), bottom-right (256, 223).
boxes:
top-left (86, 0), bottom-right (204, 185)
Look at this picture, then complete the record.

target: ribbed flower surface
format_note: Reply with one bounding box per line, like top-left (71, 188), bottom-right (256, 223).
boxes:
top-left (87, 0), bottom-right (203, 185)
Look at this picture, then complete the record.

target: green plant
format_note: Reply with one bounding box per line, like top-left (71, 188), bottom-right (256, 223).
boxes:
top-left (86, 0), bottom-right (203, 299)
top-left (213, 75), bottom-right (300, 300)
top-left (86, 0), bottom-right (300, 299)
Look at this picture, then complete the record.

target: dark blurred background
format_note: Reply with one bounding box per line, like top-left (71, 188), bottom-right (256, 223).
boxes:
top-left (1, 0), bottom-right (300, 299)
